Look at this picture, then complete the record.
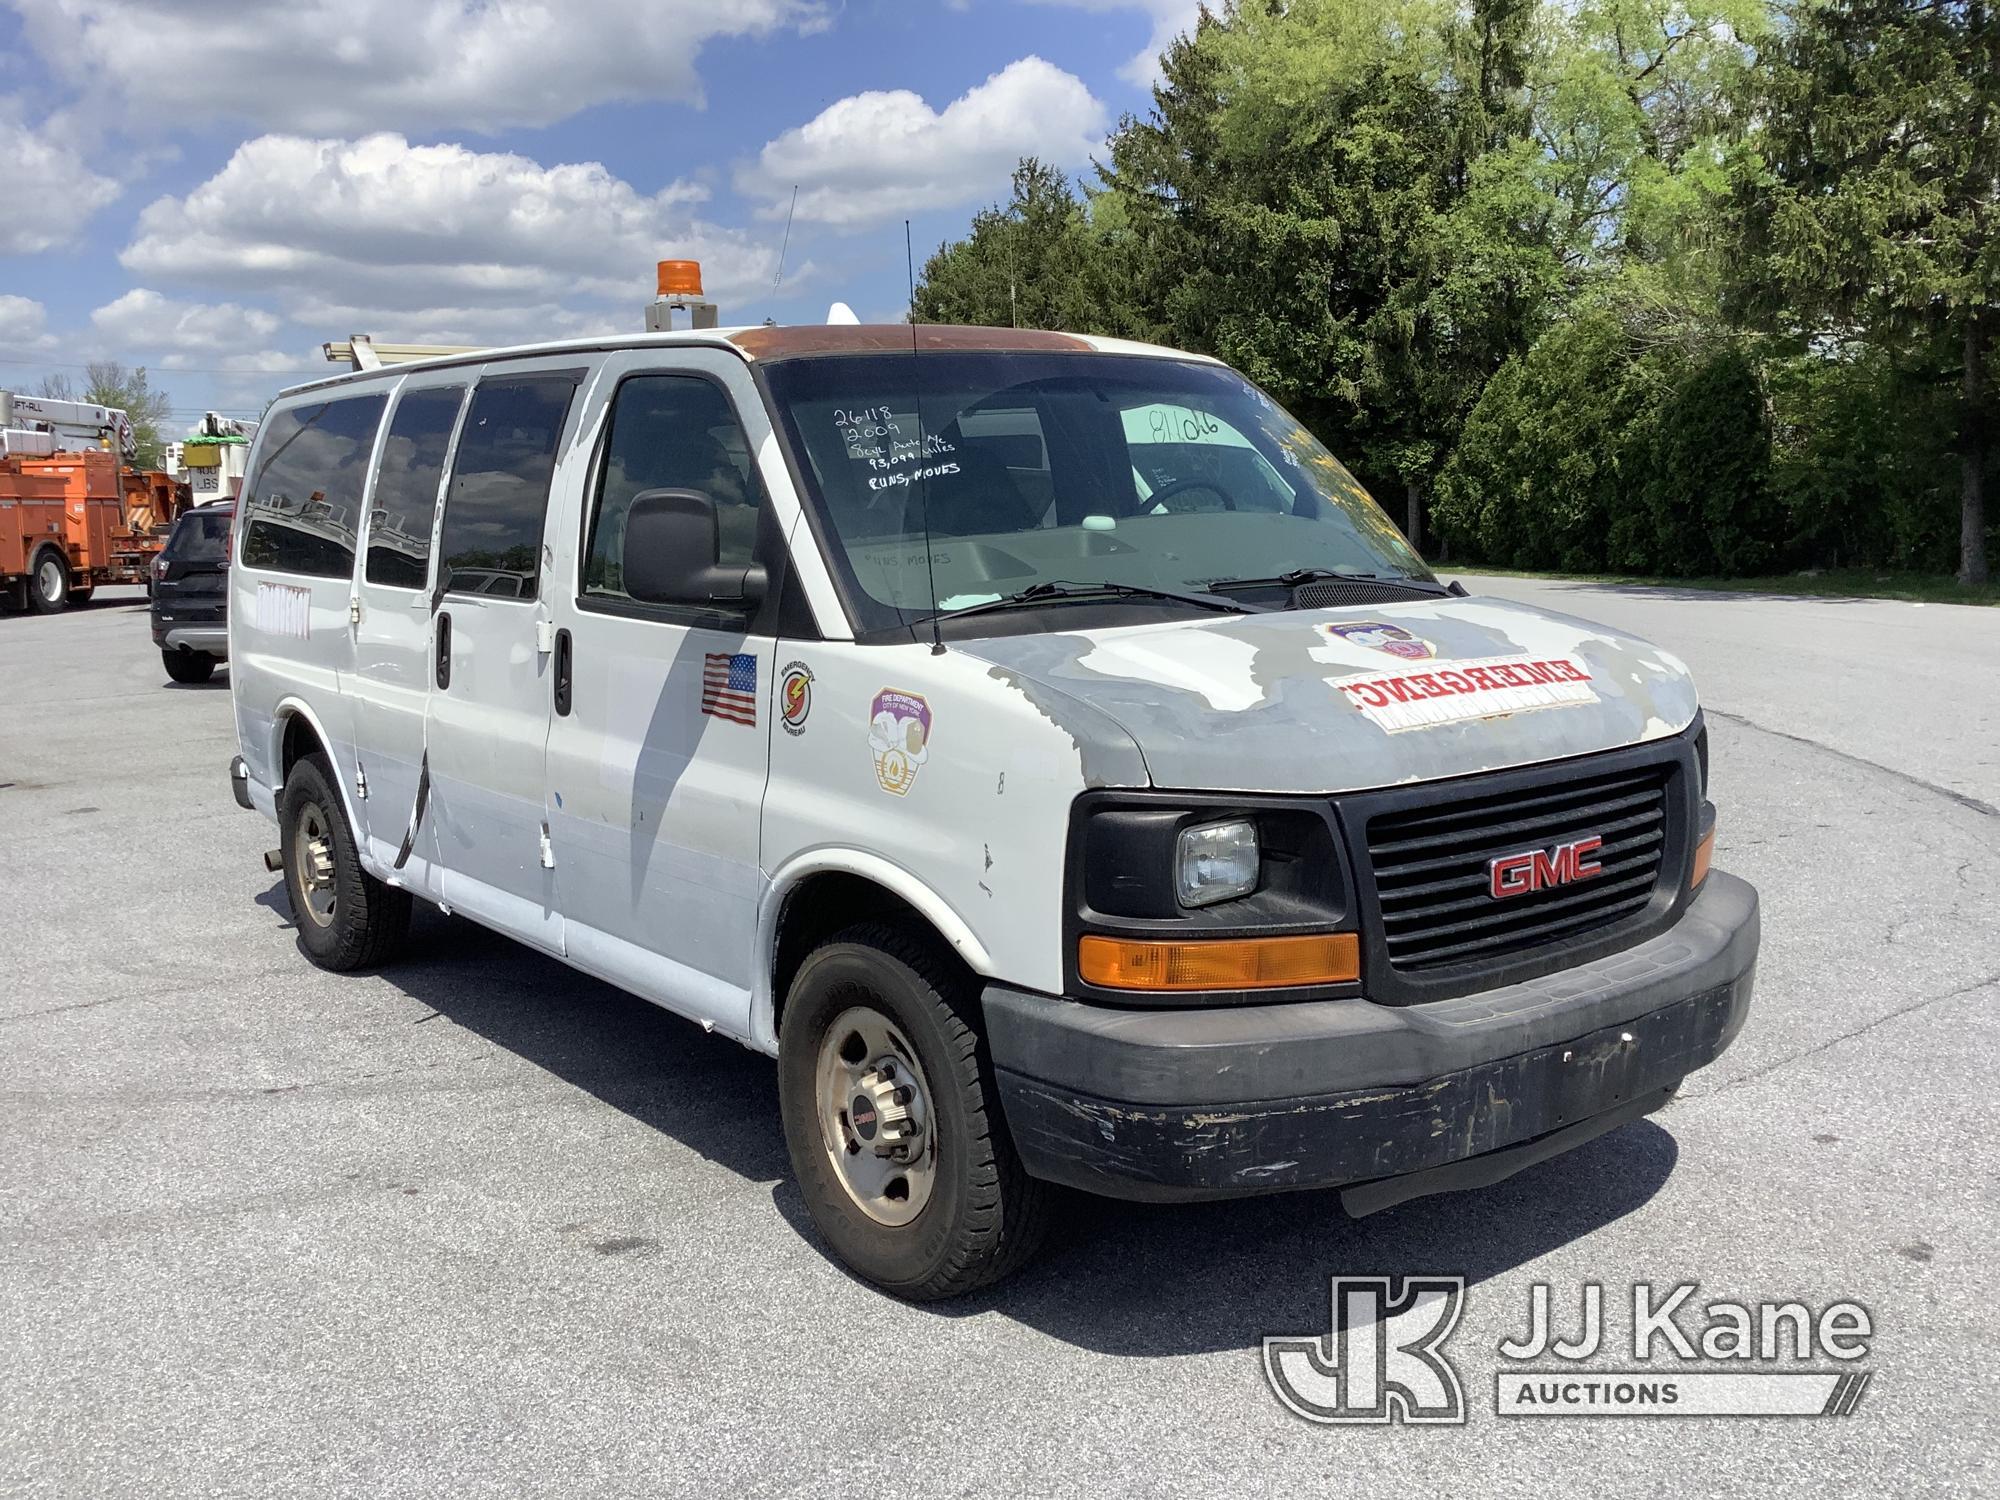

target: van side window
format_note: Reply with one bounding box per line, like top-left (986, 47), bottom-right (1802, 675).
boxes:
top-left (437, 374), bottom-right (580, 601)
top-left (239, 394), bottom-right (387, 578)
top-left (582, 375), bottom-right (765, 602)
top-left (366, 384), bottom-right (464, 589)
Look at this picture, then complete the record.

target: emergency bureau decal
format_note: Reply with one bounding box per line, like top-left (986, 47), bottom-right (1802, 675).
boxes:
top-left (1331, 654), bottom-right (1597, 733)
top-left (1321, 620), bottom-right (1435, 660)
top-left (779, 661), bottom-right (813, 736)
top-left (869, 689), bottom-right (931, 796)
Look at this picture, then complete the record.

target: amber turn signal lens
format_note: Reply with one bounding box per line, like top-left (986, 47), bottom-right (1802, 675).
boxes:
top-left (1078, 932), bottom-right (1360, 991)
top-left (1690, 824), bottom-right (1716, 890)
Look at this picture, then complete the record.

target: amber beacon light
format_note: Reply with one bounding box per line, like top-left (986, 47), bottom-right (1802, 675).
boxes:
top-left (1078, 932), bottom-right (1360, 991)
top-left (657, 260), bottom-right (704, 297)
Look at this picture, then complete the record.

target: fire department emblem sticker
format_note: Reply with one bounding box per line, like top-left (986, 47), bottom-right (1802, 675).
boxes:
top-left (1322, 620), bottom-right (1436, 660)
top-left (868, 690), bottom-right (931, 796)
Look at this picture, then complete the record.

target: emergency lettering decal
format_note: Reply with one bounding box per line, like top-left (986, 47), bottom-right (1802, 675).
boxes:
top-left (1320, 620), bottom-right (1435, 660)
top-left (1330, 654), bottom-right (1597, 733)
top-left (869, 689), bottom-right (931, 796)
top-left (780, 661), bottom-right (813, 736)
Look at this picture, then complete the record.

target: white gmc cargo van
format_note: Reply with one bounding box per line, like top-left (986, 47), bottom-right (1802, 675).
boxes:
top-left (226, 319), bottom-right (1758, 1299)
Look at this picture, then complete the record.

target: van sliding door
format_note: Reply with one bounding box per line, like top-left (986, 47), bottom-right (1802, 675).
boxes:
top-left (420, 363), bottom-right (587, 950)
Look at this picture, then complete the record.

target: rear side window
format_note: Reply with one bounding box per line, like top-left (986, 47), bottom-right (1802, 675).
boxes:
top-left (239, 394), bottom-right (387, 578)
top-left (367, 384), bottom-right (464, 589)
top-left (166, 509), bottom-right (232, 562)
top-left (437, 374), bottom-right (581, 601)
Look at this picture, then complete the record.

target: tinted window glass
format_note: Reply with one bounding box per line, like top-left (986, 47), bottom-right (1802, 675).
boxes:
top-left (166, 509), bottom-right (232, 562)
top-left (437, 375), bottom-right (579, 601)
top-left (239, 395), bottom-right (386, 578)
top-left (583, 375), bottom-right (766, 601)
top-left (366, 384), bottom-right (464, 588)
top-left (763, 353), bottom-right (1425, 631)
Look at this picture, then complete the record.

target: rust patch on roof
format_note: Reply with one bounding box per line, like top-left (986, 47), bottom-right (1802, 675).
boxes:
top-left (727, 324), bottom-right (1093, 360)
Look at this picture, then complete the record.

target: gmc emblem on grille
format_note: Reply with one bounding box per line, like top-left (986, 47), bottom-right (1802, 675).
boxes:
top-left (1489, 836), bottom-right (1604, 900)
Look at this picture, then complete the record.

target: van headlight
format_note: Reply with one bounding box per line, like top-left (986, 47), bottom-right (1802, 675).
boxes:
top-left (1175, 818), bottom-right (1260, 907)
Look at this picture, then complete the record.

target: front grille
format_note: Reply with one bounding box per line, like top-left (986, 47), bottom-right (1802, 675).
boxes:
top-left (1366, 762), bottom-right (1672, 972)
top-left (1295, 579), bottom-right (1442, 609)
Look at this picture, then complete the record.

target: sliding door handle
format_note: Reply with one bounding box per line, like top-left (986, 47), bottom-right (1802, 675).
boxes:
top-left (435, 610), bottom-right (452, 690)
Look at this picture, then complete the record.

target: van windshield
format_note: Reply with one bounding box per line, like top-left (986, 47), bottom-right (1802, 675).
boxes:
top-left (761, 351), bottom-right (1430, 634)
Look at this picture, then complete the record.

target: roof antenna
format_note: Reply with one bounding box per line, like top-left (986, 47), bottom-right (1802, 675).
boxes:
top-left (907, 218), bottom-right (943, 656)
top-left (773, 185), bottom-right (798, 293)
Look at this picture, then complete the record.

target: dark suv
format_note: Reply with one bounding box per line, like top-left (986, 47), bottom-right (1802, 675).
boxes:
top-left (151, 502), bottom-right (233, 684)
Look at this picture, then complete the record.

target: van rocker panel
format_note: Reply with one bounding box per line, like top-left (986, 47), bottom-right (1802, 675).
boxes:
top-left (983, 870), bottom-right (1757, 1202)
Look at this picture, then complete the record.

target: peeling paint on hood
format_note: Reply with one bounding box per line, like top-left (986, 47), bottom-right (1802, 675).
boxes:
top-left (960, 595), bottom-right (1698, 794)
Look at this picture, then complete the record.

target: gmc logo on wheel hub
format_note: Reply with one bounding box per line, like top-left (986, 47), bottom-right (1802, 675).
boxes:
top-left (1489, 836), bottom-right (1604, 900)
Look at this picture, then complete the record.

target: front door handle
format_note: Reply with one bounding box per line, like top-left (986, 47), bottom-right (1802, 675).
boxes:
top-left (435, 610), bottom-right (452, 689)
top-left (553, 627), bottom-right (572, 716)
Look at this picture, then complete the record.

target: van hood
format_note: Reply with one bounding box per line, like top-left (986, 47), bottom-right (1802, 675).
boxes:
top-left (960, 595), bottom-right (1699, 794)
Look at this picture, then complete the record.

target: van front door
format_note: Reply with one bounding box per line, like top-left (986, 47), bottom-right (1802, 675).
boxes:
top-left (349, 375), bottom-right (467, 888)
top-left (422, 362), bottom-right (588, 949)
top-left (542, 353), bottom-right (781, 1037)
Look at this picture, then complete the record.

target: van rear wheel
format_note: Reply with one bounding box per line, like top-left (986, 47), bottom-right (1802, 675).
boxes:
top-left (777, 922), bottom-right (1053, 1300)
top-left (278, 753), bottom-right (411, 970)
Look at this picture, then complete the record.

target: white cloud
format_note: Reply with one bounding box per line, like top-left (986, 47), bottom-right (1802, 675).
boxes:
top-left (90, 289), bottom-right (281, 352)
top-left (0, 98), bottom-right (119, 253)
top-left (120, 133), bottom-right (787, 343)
top-left (739, 57), bottom-right (1106, 228)
top-left (1029, 0), bottom-right (1204, 86)
top-left (0, 295), bottom-right (57, 351)
top-left (11, 0), bottom-right (827, 134)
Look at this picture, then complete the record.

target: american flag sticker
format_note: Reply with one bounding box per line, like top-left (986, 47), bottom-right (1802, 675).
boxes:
top-left (702, 652), bottom-right (759, 726)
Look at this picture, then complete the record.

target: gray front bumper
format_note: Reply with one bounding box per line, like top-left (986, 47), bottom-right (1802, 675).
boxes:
top-left (984, 871), bottom-right (1758, 1203)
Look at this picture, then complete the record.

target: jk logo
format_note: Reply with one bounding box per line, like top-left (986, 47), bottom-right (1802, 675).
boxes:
top-left (1263, 1276), bottom-right (1468, 1425)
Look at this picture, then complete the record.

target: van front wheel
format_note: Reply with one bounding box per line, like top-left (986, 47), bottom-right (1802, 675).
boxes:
top-left (777, 923), bottom-right (1052, 1300)
top-left (278, 753), bottom-right (411, 971)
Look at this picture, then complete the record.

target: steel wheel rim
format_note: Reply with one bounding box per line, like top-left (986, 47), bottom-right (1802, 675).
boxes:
top-left (35, 556), bottom-right (63, 604)
top-left (814, 1004), bottom-right (937, 1227)
top-left (292, 801), bottom-right (337, 928)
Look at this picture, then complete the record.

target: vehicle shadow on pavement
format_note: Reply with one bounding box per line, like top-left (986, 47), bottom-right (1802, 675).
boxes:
top-left (300, 896), bottom-right (1681, 1357)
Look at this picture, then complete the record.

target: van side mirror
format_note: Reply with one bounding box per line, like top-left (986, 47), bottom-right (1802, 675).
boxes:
top-left (622, 488), bottom-right (767, 611)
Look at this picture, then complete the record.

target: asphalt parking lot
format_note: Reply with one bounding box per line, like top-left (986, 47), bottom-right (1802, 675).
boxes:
top-left (2, 580), bottom-right (1994, 1497)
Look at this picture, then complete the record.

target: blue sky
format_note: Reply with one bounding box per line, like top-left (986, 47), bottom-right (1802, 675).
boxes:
top-left (0, 0), bottom-right (1197, 428)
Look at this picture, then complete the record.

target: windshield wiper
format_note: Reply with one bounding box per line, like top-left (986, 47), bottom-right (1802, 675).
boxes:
top-left (1203, 566), bottom-right (1449, 594)
top-left (918, 579), bottom-right (1263, 627)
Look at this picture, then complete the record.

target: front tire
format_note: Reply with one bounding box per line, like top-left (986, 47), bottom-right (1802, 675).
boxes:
top-left (278, 752), bottom-right (411, 970)
top-left (162, 650), bottom-right (215, 684)
top-left (28, 548), bottom-right (68, 613)
top-left (777, 922), bottom-right (1052, 1300)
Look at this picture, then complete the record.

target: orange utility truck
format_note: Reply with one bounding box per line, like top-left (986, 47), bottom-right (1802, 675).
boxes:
top-left (1, 391), bottom-right (190, 612)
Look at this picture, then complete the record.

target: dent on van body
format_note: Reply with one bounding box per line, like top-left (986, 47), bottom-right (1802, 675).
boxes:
top-left (961, 595), bottom-right (1699, 796)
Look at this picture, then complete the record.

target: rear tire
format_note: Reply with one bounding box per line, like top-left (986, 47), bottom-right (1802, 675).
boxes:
top-left (278, 752), bottom-right (411, 971)
top-left (777, 921), bottom-right (1053, 1300)
top-left (162, 650), bottom-right (216, 684)
top-left (28, 548), bottom-right (68, 614)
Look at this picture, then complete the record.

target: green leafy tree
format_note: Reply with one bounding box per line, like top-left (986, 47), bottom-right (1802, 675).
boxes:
top-left (1099, 0), bottom-right (1556, 550)
top-left (912, 159), bottom-right (1124, 333)
top-left (1730, 0), bottom-right (1998, 583)
top-left (81, 361), bottom-right (173, 467)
